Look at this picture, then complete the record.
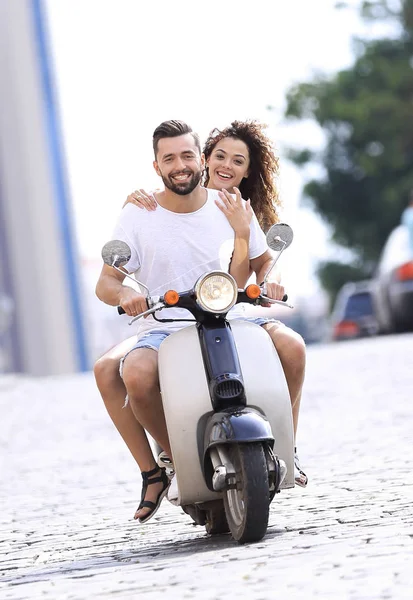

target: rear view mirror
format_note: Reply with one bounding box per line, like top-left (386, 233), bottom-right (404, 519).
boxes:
top-left (266, 223), bottom-right (293, 252)
top-left (101, 240), bottom-right (131, 268)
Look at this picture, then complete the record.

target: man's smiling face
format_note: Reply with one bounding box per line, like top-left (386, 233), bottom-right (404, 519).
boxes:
top-left (154, 133), bottom-right (204, 195)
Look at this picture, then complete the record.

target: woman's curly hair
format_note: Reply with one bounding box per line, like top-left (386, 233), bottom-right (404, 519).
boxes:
top-left (203, 120), bottom-right (281, 231)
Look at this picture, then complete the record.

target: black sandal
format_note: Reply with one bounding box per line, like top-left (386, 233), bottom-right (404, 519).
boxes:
top-left (135, 466), bottom-right (170, 524)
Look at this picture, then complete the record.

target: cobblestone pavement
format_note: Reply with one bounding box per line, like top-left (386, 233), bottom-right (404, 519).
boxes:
top-left (1, 334), bottom-right (413, 599)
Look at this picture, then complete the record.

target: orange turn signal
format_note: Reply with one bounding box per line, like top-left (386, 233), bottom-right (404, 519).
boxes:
top-left (245, 284), bottom-right (261, 299)
top-left (163, 290), bottom-right (180, 306)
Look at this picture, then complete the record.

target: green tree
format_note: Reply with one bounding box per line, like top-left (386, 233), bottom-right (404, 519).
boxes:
top-left (283, 0), bottom-right (413, 305)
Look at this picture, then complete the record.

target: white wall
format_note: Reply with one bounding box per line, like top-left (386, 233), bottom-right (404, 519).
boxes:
top-left (0, 0), bottom-right (88, 375)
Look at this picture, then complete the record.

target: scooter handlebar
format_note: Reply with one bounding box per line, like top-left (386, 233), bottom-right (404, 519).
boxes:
top-left (117, 292), bottom-right (289, 317)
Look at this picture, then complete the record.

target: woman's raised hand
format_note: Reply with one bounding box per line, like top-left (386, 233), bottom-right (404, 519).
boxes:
top-left (123, 189), bottom-right (157, 211)
top-left (215, 187), bottom-right (253, 237)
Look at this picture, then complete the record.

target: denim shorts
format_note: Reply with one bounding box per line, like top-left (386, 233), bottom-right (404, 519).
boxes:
top-left (119, 317), bottom-right (280, 377)
top-left (119, 331), bottom-right (170, 380)
top-left (118, 318), bottom-right (281, 407)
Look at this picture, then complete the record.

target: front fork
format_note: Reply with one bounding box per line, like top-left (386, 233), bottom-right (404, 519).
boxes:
top-left (209, 444), bottom-right (287, 497)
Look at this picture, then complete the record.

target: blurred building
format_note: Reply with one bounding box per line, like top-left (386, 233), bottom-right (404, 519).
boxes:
top-left (0, 1), bottom-right (89, 375)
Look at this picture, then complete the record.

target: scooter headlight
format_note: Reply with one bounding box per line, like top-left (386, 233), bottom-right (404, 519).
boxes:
top-left (195, 271), bottom-right (238, 314)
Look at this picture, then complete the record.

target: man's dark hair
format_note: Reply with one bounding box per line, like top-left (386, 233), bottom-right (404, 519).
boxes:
top-left (152, 120), bottom-right (201, 158)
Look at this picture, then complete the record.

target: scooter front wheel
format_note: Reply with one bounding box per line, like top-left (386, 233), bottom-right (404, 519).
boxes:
top-left (223, 443), bottom-right (269, 544)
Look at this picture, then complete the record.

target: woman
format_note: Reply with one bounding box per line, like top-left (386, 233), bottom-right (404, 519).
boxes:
top-left (94, 121), bottom-right (306, 524)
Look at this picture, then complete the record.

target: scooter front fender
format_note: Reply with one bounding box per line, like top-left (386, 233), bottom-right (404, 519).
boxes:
top-left (204, 407), bottom-right (274, 450)
top-left (203, 408), bottom-right (274, 490)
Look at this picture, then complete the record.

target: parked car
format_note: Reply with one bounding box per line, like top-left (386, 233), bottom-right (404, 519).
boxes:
top-left (330, 280), bottom-right (380, 341)
top-left (374, 225), bottom-right (413, 332)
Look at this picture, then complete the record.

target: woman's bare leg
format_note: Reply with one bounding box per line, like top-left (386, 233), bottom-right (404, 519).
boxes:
top-left (263, 322), bottom-right (308, 486)
top-left (262, 323), bottom-right (306, 440)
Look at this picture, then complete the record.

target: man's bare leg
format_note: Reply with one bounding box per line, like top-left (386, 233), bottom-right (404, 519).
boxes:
top-left (94, 339), bottom-right (164, 519)
top-left (121, 347), bottom-right (172, 519)
top-left (94, 338), bottom-right (155, 467)
top-left (121, 347), bottom-right (172, 457)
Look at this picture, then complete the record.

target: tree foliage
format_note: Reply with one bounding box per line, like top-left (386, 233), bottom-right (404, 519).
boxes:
top-left (284, 1), bottom-right (413, 302)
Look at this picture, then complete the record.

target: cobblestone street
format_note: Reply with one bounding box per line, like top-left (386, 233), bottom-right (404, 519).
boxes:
top-left (1, 334), bottom-right (413, 599)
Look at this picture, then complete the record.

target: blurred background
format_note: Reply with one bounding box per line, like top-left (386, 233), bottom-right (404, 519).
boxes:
top-left (1, 0), bottom-right (412, 375)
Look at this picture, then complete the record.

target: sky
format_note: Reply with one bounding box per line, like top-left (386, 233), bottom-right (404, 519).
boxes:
top-left (45, 0), bottom-right (368, 299)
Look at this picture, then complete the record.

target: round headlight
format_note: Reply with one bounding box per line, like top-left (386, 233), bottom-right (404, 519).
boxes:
top-left (195, 271), bottom-right (238, 314)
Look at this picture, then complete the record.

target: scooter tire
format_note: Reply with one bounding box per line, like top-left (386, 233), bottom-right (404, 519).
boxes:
top-left (223, 443), bottom-right (270, 544)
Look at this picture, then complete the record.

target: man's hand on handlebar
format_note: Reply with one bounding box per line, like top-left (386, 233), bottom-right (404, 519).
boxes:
top-left (118, 288), bottom-right (148, 317)
top-left (261, 281), bottom-right (285, 306)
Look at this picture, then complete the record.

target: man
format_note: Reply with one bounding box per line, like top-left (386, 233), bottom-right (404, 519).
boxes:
top-left (96, 120), bottom-right (307, 522)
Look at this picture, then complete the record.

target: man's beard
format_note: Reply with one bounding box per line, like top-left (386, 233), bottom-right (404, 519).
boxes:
top-left (161, 168), bottom-right (202, 196)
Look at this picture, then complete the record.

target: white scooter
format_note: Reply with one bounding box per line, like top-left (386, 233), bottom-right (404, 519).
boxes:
top-left (101, 223), bottom-right (295, 544)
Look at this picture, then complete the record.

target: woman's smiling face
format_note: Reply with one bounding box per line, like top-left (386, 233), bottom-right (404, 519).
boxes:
top-left (207, 136), bottom-right (250, 191)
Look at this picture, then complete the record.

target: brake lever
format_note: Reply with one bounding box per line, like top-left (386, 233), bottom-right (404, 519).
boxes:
top-left (260, 295), bottom-right (294, 309)
top-left (128, 301), bottom-right (165, 325)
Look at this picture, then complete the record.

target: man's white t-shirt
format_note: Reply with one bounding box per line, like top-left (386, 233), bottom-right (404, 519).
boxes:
top-left (112, 188), bottom-right (268, 339)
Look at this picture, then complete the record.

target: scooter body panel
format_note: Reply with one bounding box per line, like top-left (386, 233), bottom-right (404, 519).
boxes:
top-left (158, 319), bottom-right (295, 505)
top-left (158, 325), bottom-right (220, 505)
top-left (230, 320), bottom-right (295, 488)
